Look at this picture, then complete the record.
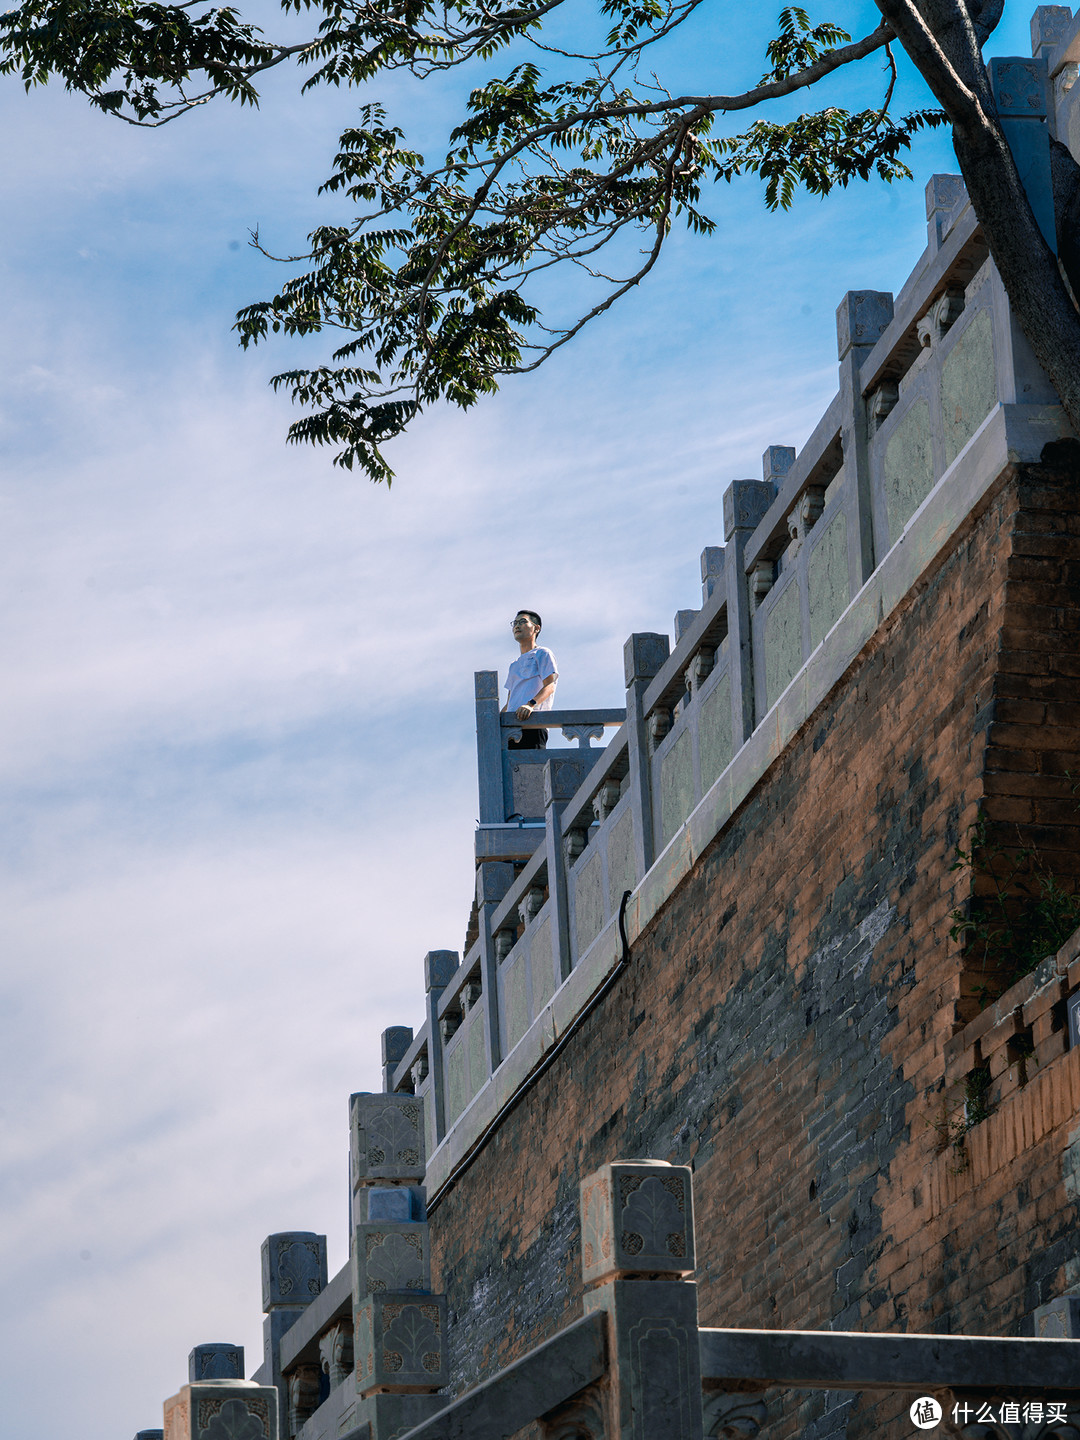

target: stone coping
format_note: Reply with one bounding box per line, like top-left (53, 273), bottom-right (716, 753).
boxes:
top-left (424, 401), bottom-right (1071, 1208)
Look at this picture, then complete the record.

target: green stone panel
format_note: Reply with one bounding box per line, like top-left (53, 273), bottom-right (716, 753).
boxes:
top-left (606, 807), bottom-right (636, 917)
top-left (574, 850), bottom-right (604, 958)
top-left (446, 1038), bottom-right (466, 1126)
top-left (763, 580), bottom-right (803, 712)
top-left (660, 728), bottom-right (694, 847)
top-left (529, 915), bottom-right (555, 1011)
top-left (941, 307), bottom-right (996, 469)
top-left (467, 1010), bottom-right (486, 1099)
top-left (505, 952), bottom-right (529, 1053)
top-left (698, 671), bottom-right (732, 795)
top-left (510, 762), bottom-right (546, 820)
top-left (808, 510), bottom-right (849, 652)
top-left (883, 398), bottom-right (934, 545)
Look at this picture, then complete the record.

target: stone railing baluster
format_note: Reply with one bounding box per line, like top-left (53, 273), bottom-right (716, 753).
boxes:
top-left (349, 1093), bottom-right (448, 1440)
top-left (836, 289), bottom-right (894, 588)
top-left (624, 632), bottom-right (670, 879)
top-left (421, 950), bottom-right (458, 1144)
top-left (580, 1158), bottom-right (702, 1439)
top-left (381, 1026), bottom-right (413, 1095)
top-left (164, 1339), bottom-right (280, 1440)
top-left (258, 1232), bottom-right (327, 1434)
top-left (723, 479), bottom-right (775, 740)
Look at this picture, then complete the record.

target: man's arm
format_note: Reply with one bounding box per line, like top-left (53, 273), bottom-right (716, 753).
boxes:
top-left (515, 669), bottom-right (558, 721)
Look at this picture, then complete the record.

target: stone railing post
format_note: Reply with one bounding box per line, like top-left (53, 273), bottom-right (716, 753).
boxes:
top-left (350, 1093), bottom-right (446, 1440)
top-left (163, 1378), bottom-right (280, 1440)
top-left (1034, 1294), bottom-right (1080, 1336)
top-left (989, 55), bottom-right (1056, 252)
top-left (381, 1026), bottom-right (413, 1093)
top-left (260, 1232), bottom-right (328, 1434)
top-left (189, 1344), bottom-right (244, 1383)
top-left (700, 546), bottom-right (725, 603)
top-left (836, 290), bottom-right (893, 593)
top-left (624, 633), bottom-right (670, 880)
top-left (477, 861), bottom-right (514, 1073)
top-left (544, 759), bottom-right (582, 983)
top-left (422, 950), bottom-right (458, 1145)
top-left (475, 670), bottom-right (505, 824)
top-left (926, 172), bottom-right (967, 253)
top-left (350, 1091), bottom-right (426, 1227)
top-left (722, 480), bottom-right (774, 739)
top-left (579, 1159), bottom-right (703, 1440)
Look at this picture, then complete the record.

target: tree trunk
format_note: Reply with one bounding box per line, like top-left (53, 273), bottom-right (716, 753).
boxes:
top-left (951, 121), bottom-right (1080, 436)
top-left (877, 0), bottom-right (1080, 439)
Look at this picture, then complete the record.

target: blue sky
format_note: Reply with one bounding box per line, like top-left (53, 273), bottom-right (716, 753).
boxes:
top-left (0, 2), bottom-right (1042, 1435)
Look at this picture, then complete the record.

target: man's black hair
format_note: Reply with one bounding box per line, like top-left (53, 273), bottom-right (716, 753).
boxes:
top-left (515, 609), bottom-right (542, 632)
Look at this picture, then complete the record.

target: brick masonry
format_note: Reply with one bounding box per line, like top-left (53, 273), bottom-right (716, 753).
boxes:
top-left (428, 455), bottom-right (1080, 1438)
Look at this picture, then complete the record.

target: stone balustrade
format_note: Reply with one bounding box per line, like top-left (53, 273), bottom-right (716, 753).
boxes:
top-left (383, 153), bottom-right (1074, 1204)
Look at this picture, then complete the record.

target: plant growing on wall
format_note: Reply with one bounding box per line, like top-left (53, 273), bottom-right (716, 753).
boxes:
top-left (4, 0), bottom-right (1080, 478)
top-left (949, 813), bottom-right (1080, 1000)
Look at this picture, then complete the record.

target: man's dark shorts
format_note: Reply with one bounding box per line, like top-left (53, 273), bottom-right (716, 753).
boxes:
top-left (507, 728), bottom-right (548, 750)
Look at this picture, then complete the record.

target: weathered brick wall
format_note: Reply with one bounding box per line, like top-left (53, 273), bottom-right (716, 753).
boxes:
top-left (430, 456), bottom-right (1080, 1438)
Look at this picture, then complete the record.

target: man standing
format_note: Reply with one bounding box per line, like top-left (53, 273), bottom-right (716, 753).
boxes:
top-left (504, 610), bottom-right (558, 749)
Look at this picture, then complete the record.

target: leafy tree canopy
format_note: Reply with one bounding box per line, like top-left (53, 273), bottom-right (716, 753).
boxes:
top-left (3, 0), bottom-right (1077, 481)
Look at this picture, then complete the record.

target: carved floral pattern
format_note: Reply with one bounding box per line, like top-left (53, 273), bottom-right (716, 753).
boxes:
top-left (196, 1398), bottom-right (269, 1440)
top-left (366, 1230), bottom-right (426, 1292)
top-left (540, 1381), bottom-right (606, 1439)
top-left (993, 60), bottom-right (1044, 115)
top-left (702, 1392), bottom-right (768, 1439)
top-left (274, 1237), bottom-right (323, 1298)
top-left (365, 1103), bottom-right (421, 1169)
top-left (319, 1320), bottom-right (352, 1389)
top-left (381, 1302), bottom-right (442, 1376)
top-left (619, 1175), bottom-right (687, 1259)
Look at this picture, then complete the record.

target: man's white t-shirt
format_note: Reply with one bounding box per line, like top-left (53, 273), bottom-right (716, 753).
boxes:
top-left (505, 646), bottom-right (558, 713)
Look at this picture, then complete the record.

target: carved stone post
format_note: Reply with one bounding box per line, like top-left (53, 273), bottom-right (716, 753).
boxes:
top-left (381, 1027), bottom-right (413, 1094)
top-left (623, 634), bottom-right (670, 882)
top-left (925, 172), bottom-right (967, 253)
top-left (674, 609), bottom-right (699, 642)
top-left (260, 1232), bottom-right (327, 1435)
top-left (287, 1366), bottom-right (321, 1436)
top-left (1034, 1295), bottom-right (1080, 1337)
top-left (700, 547), bottom-right (725, 604)
top-left (762, 444), bottom-right (795, 492)
top-left (544, 759), bottom-right (582, 983)
top-left (723, 480), bottom-right (774, 740)
top-left (580, 1159), bottom-right (703, 1440)
top-left (350, 1093), bottom-right (446, 1440)
top-left (836, 289), bottom-right (893, 598)
top-left (188, 1345), bottom-right (244, 1383)
top-left (422, 950), bottom-right (458, 1145)
top-left (989, 56), bottom-right (1056, 252)
top-left (477, 862), bottom-right (514, 1074)
top-left (163, 1381), bottom-right (279, 1440)
top-left (475, 670), bottom-right (505, 824)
